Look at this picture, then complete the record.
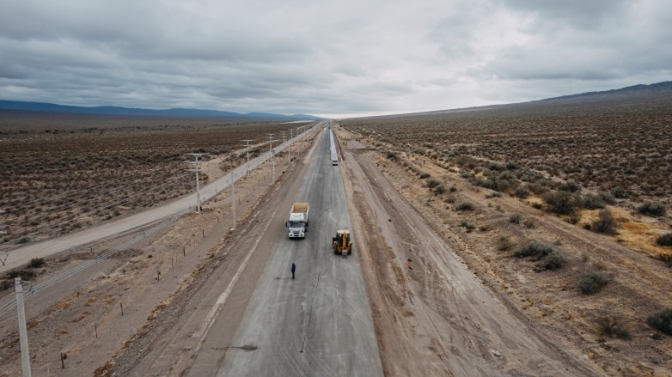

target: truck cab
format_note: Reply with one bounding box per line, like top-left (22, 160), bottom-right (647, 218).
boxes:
top-left (287, 213), bottom-right (307, 238)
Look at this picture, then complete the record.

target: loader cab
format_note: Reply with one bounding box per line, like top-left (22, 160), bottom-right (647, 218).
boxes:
top-left (332, 230), bottom-right (353, 255)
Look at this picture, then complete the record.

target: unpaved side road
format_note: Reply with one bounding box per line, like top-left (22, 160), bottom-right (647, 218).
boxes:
top-left (337, 127), bottom-right (600, 377)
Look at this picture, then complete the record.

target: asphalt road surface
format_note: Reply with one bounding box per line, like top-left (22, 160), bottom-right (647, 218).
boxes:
top-left (190, 127), bottom-right (383, 377)
top-left (0, 123), bottom-right (319, 273)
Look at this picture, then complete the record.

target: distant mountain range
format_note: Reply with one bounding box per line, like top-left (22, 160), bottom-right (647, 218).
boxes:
top-left (539, 80), bottom-right (672, 102)
top-left (0, 100), bottom-right (322, 121)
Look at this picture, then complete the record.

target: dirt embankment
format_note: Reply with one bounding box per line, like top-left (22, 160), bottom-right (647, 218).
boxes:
top-left (335, 125), bottom-right (672, 377)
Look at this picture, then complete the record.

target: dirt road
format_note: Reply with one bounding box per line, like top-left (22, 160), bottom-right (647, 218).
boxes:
top-left (338, 130), bottom-right (600, 376)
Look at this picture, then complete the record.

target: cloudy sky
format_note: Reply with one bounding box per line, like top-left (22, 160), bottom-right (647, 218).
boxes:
top-left (1, 0), bottom-right (670, 117)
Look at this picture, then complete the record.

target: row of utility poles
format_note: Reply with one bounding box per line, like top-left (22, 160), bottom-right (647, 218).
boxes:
top-left (10, 122), bottom-right (314, 377)
top-left (187, 124), bottom-right (311, 229)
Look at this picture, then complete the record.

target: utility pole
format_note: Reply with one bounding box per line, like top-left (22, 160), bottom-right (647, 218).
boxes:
top-left (296, 127), bottom-right (301, 151)
top-left (288, 129), bottom-right (293, 162)
top-left (187, 153), bottom-right (207, 213)
top-left (231, 171), bottom-right (236, 230)
top-left (240, 140), bottom-right (254, 177)
top-left (15, 278), bottom-right (32, 377)
top-left (267, 134), bottom-right (276, 184)
top-left (279, 131), bottom-right (287, 162)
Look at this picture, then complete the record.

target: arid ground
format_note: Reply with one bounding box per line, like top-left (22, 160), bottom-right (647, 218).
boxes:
top-left (1, 91), bottom-right (672, 377)
top-left (0, 112), bottom-right (302, 248)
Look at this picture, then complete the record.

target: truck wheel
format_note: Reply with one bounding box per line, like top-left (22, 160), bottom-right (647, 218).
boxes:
top-left (348, 245), bottom-right (353, 255)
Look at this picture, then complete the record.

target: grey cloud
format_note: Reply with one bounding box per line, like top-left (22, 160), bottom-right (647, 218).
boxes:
top-left (503, 0), bottom-right (632, 29)
top-left (0, 0), bottom-right (670, 117)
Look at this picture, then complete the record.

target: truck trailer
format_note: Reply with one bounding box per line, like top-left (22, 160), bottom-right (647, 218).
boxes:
top-left (329, 129), bottom-right (338, 165)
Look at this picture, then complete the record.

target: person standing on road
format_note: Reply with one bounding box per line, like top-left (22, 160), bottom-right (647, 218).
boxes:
top-left (291, 263), bottom-right (296, 279)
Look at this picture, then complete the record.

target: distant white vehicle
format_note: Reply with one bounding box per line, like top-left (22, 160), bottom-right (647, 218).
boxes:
top-left (330, 129), bottom-right (338, 165)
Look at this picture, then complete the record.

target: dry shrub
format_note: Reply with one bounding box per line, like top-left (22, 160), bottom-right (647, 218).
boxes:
top-left (591, 209), bottom-right (618, 235)
top-left (638, 202), bottom-right (666, 217)
top-left (29, 257), bottom-right (46, 268)
top-left (647, 308), bottom-right (672, 336)
top-left (509, 214), bottom-right (522, 224)
top-left (596, 316), bottom-right (631, 340)
top-left (460, 220), bottom-right (475, 231)
top-left (580, 269), bottom-right (611, 294)
top-left (386, 151), bottom-right (399, 161)
top-left (497, 236), bottom-right (513, 251)
top-left (657, 253), bottom-right (672, 267)
top-left (515, 241), bottom-right (555, 258)
top-left (537, 251), bottom-right (564, 271)
top-left (514, 186), bottom-right (531, 199)
top-left (426, 178), bottom-right (441, 188)
top-left (559, 180), bottom-right (581, 193)
top-left (543, 191), bottom-right (578, 215)
top-left (457, 202), bottom-right (475, 211)
top-left (581, 194), bottom-right (606, 209)
top-left (655, 233), bottom-right (672, 247)
top-left (516, 241), bottom-right (564, 270)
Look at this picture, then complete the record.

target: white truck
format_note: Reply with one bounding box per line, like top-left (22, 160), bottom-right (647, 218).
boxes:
top-left (329, 129), bottom-right (338, 165)
top-left (286, 202), bottom-right (309, 238)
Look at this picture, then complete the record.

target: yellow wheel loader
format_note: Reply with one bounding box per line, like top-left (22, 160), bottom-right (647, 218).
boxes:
top-left (332, 230), bottom-right (353, 256)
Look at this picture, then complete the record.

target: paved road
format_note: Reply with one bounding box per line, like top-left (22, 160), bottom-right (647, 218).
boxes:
top-left (190, 127), bottom-right (383, 377)
top-left (0, 123), bottom-right (320, 273)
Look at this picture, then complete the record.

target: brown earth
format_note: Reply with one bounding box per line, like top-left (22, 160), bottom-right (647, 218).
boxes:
top-left (334, 124), bottom-right (672, 377)
top-left (0, 115), bottom-right (304, 246)
top-left (2, 117), bottom-right (671, 377)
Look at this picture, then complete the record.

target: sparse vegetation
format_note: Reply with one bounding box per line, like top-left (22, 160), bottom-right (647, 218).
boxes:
top-left (596, 316), bottom-right (631, 340)
top-left (559, 180), bottom-right (581, 193)
top-left (456, 202), bottom-right (475, 211)
top-left (599, 191), bottom-right (616, 205)
top-left (591, 209), bottom-right (618, 235)
top-left (539, 251), bottom-right (564, 270)
top-left (657, 253), bottom-right (672, 267)
top-left (0, 119), bottom-right (299, 244)
top-left (515, 241), bottom-right (555, 258)
top-left (579, 269), bottom-right (611, 294)
top-left (657, 233), bottom-right (672, 247)
top-left (638, 202), bottom-right (667, 217)
top-left (509, 214), bottom-right (522, 224)
top-left (514, 241), bottom-right (564, 271)
top-left (514, 186), bottom-right (531, 199)
top-left (460, 220), bottom-right (475, 231)
top-left (647, 308), bottom-right (672, 336)
top-left (426, 178), bottom-right (441, 189)
top-left (28, 258), bottom-right (46, 268)
top-left (543, 191), bottom-right (578, 215)
top-left (580, 194), bottom-right (606, 210)
top-left (497, 235), bottom-right (513, 251)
